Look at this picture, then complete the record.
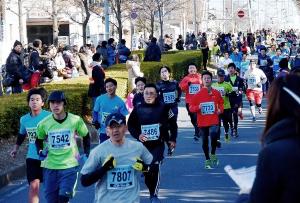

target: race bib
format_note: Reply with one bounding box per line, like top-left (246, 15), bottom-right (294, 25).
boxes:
top-left (141, 124), bottom-right (160, 141)
top-left (101, 112), bottom-right (110, 124)
top-left (273, 58), bottom-right (280, 66)
top-left (248, 76), bottom-right (256, 86)
top-left (107, 165), bottom-right (134, 190)
top-left (214, 87), bottom-right (225, 97)
top-left (260, 60), bottom-right (267, 66)
top-left (189, 84), bottom-right (200, 94)
top-left (200, 102), bottom-right (215, 115)
top-left (163, 91), bottom-right (176, 104)
top-left (48, 130), bottom-right (71, 149)
top-left (26, 127), bottom-right (37, 144)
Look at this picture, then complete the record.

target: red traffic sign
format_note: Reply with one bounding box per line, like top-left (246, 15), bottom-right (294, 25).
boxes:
top-left (237, 10), bottom-right (245, 18)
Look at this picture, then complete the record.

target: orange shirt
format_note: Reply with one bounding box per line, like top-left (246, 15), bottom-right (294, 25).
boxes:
top-left (189, 88), bottom-right (224, 127)
top-left (179, 73), bottom-right (202, 104)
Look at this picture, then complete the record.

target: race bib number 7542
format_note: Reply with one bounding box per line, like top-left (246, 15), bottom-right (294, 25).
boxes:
top-left (48, 130), bottom-right (71, 149)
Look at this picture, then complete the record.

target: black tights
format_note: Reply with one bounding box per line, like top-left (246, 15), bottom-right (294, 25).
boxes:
top-left (200, 126), bottom-right (219, 160)
top-left (218, 109), bottom-right (233, 139)
top-left (144, 163), bottom-right (160, 197)
top-left (186, 103), bottom-right (199, 137)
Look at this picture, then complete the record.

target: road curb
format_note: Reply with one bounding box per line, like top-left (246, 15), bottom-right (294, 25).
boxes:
top-left (0, 164), bottom-right (26, 189)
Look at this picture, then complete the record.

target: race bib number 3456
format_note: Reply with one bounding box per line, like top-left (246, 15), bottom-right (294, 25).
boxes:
top-left (48, 130), bottom-right (71, 149)
top-left (107, 165), bottom-right (134, 190)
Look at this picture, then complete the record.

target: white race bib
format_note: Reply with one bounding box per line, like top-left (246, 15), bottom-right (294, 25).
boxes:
top-left (200, 102), bottom-right (215, 115)
top-left (101, 112), bottom-right (110, 124)
top-left (163, 91), bottom-right (176, 104)
top-left (214, 86), bottom-right (225, 97)
top-left (260, 59), bottom-right (267, 66)
top-left (189, 84), bottom-right (200, 94)
top-left (141, 124), bottom-right (160, 141)
top-left (48, 130), bottom-right (71, 149)
top-left (107, 165), bottom-right (134, 190)
top-left (26, 127), bottom-right (37, 144)
top-left (248, 76), bottom-right (256, 86)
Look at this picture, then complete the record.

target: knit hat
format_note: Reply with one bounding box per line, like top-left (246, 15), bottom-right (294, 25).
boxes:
top-left (13, 40), bottom-right (22, 48)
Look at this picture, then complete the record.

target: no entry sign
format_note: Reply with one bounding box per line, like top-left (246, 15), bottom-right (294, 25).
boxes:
top-left (237, 10), bottom-right (245, 18)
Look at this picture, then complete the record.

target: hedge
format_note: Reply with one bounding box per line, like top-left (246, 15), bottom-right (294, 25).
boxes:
top-left (0, 50), bottom-right (203, 139)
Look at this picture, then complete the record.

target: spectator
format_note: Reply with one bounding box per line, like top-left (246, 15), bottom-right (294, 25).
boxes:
top-left (78, 46), bottom-right (90, 75)
top-left (176, 35), bottom-right (184, 50)
top-left (126, 54), bottom-right (143, 92)
top-left (29, 39), bottom-right (42, 72)
top-left (238, 74), bottom-right (300, 203)
top-left (107, 38), bottom-right (116, 67)
top-left (144, 37), bottom-right (161, 62)
top-left (117, 39), bottom-right (131, 63)
top-left (5, 40), bottom-right (24, 93)
top-left (88, 53), bottom-right (106, 108)
top-left (96, 41), bottom-right (109, 68)
top-left (62, 45), bottom-right (74, 78)
top-left (200, 32), bottom-right (209, 70)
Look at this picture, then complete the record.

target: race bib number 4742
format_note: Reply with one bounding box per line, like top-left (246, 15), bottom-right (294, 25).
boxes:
top-left (107, 165), bottom-right (134, 190)
top-left (48, 130), bottom-right (71, 149)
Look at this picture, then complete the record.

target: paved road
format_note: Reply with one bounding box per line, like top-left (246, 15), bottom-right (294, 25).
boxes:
top-left (0, 99), bottom-right (265, 203)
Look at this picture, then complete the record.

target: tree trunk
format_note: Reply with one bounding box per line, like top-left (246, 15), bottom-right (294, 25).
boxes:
top-left (158, 5), bottom-right (164, 51)
top-left (116, 0), bottom-right (122, 42)
top-left (52, 0), bottom-right (59, 46)
top-left (150, 12), bottom-right (154, 38)
top-left (18, 0), bottom-right (24, 44)
top-left (82, 0), bottom-right (91, 45)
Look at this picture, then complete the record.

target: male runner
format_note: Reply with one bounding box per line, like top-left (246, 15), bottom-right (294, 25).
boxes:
top-left (190, 71), bottom-right (224, 169)
top-left (128, 84), bottom-right (169, 203)
top-left (179, 63), bottom-right (202, 141)
top-left (80, 113), bottom-right (153, 203)
top-left (225, 63), bottom-right (245, 137)
top-left (212, 69), bottom-right (233, 144)
top-left (36, 90), bottom-right (91, 203)
top-left (244, 58), bottom-right (267, 122)
top-left (92, 78), bottom-right (128, 143)
top-left (10, 87), bottom-right (51, 203)
top-left (132, 76), bottom-right (146, 107)
top-left (156, 65), bottom-right (181, 155)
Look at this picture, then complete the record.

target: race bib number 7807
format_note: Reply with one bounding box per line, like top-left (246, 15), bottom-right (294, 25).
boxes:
top-left (107, 165), bottom-right (134, 190)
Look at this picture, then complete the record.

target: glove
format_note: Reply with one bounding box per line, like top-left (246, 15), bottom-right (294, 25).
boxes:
top-left (132, 157), bottom-right (149, 172)
top-left (92, 121), bottom-right (100, 130)
top-left (188, 82), bottom-right (191, 86)
top-left (39, 149), bottom-right (48, 161)
top-left (102, 154), bottom-right (116, 171)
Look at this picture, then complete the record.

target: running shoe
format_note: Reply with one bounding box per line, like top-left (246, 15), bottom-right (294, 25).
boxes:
top-left (167, 147), bottom-right (175, 156)
top-left (204, 160), bottom-right (212, 169)
top-left (258, 107), bottom-right (263, 114)
top-left (232, 129), bottom-right (238, 138)
top-left (210, 154), bottom-right (219, 167)
top-left (150, 195), bottom-right (161, 203)
top-left (193, 134), bottom-right (200, 142)
top-left (216, 140), bottom-right (222, 148)
top-left (252, 117), bottom-right (256, 122)
top-left (225, 133), bottom-right (230, 143)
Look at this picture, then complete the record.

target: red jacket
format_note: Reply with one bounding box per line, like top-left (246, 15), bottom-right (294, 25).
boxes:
top-left (189, 88), bottom-right (224, 127)
top-left (179, 73), bottom-right (202, 104)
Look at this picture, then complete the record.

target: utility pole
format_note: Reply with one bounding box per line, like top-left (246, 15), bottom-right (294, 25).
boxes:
top-left (247, 0), bottom-right (253, 33)
top-left (104, 0), bottom-right (110, 40)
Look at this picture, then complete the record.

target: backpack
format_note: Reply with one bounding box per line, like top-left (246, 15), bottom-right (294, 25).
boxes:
top-left (1, 65), bottom-right (14, 87)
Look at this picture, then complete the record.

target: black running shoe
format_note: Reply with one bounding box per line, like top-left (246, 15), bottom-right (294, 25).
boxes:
top-left (216, 140), bottom-right (221, 148)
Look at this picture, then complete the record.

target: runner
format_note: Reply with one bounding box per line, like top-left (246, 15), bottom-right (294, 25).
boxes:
top-left (244, 58), bottom-right (267, 122)
top-left (271, 48), bottom-right (284, 77)
top-left (80, 113), bottom-right (153, 203)
top-left (240, 53), bottom-right (250, 78)
top-left (225, 63), bottom-right (245, 137)
top-left (189, 71), bottom-right (224, 169)
top-left (128, 84), bottom-right (169, 203)
top-left (218, 52), bottom-right (233, 74)
top-left (10, 87), bottom-right (50, 203)
top-left (179, 63), bottom-right (202, 141)
top-left (132, 76), bottom-right (147, 107)
top-left (212, 69), bottom-right (234, 144)
top-left (258, 47), bottom-right (273, 95)
top-left (92, 78), bottom-right (129, 143)
top-left (156, 65), bottom-right (181, 156)
top-left (35, 90), bottom-right (91, 203)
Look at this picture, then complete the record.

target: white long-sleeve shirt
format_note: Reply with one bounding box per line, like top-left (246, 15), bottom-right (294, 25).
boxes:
top-left (244, 68), bottom-right (267, 91)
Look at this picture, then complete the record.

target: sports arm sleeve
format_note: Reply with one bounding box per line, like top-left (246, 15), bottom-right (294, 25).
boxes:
top-left (82, 133), bottom-right (91, 156)
top-left (16, 133), bottom-right (26, 146)
top-left (81, 166), bottom-right (107, 187)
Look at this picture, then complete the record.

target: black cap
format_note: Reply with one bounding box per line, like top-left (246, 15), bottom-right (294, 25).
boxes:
top-left (13, 40), bottom-right (22, 48)
top-left (48, 90), bottom-right (67, 104)
top-left (105, 113), bottom-right (126, 127)
top-left (217, 69), bottom-right (225, 77)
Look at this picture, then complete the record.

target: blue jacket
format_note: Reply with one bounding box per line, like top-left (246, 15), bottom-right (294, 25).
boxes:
top-left (144, 42), bottom-right (161, 62)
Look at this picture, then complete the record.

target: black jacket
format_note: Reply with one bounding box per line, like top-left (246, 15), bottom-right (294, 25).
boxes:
top-left (144, 42), bottom-right (161, 62)
top-left (5, 50), bottom-right (23, 85)
top-left (88, 65), bottom-right (105, 97)
top-left (29, 49), bottom-right (41, 71)
top-left (225, 75), bottom-right (245, 106)
top-left (132, 92), bottom-right (144, 108)
top-left (250, 118), bottom-right (300, 203)
top-left (128, 100), bottom-right (169, 161)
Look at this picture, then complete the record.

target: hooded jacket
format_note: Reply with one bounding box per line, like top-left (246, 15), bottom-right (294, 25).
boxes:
top-left (250, 118), bottom-right (300, 203)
